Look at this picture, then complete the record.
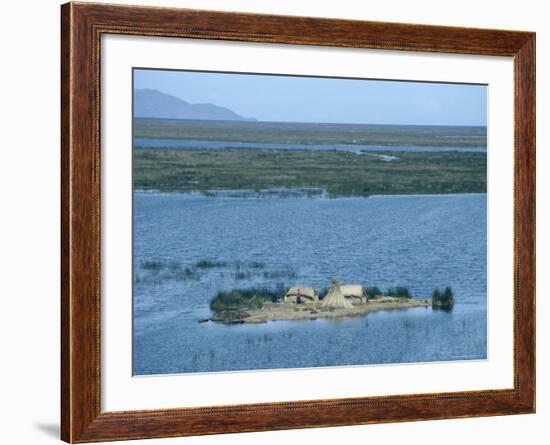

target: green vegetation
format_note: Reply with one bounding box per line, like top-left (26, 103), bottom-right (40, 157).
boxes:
top-left (193, 259), bottom-right (266, 269)
top-left (235, 271), bottom-right (252, 280)
top-left (432, 287), bottom-right (455, 311)
top-left (136, 260), bottom-right (201, 283)
top-left (141, 260), bottom-right (164, 270)
top-left (235, 260), bottom-right (266, 269)
top-left (248, 261), bottom-right (266, 269)
top-left (262, 269), bottom-right (298, 279)
top-left (210, 287), bottom-right (286, 311)
top-left (134, 148), bottom-right (486, 197)
top-left (137, 258), bottom-right (299, 286)
top-left (386, 287), bottom-right (413, 299)
top-left (135, 118), bottom-right (487, 148)
top-left (365, 286), bottom-right (383, 300)
top-left (134, 119), bottom-right (486, 196)
top-left (176, 268), bottom-right (200, 281)
top-left (195, 260), bottom-right (227, 268)
top-left (208, 283), bottom-right (452, 314)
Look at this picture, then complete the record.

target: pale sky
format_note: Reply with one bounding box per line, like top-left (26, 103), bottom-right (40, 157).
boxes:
top-left (134, 68), bottom-right (487, 126)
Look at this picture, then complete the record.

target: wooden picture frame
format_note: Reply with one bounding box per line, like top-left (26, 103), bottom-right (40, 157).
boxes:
top-left (61, 2), bottom-right (535, 442)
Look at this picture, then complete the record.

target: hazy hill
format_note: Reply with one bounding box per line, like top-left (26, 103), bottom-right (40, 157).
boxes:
top-left (134, 89), bottom-right (255, 121)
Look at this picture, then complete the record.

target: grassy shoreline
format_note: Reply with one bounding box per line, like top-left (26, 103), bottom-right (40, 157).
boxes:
top-left (134, 147), bottom-right (486, 197)
top-left (135, 118), bottom-right (487, 148)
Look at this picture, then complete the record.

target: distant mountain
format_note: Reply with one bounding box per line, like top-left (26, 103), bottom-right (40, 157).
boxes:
top-left (134, 89), bottom-right (255, 121)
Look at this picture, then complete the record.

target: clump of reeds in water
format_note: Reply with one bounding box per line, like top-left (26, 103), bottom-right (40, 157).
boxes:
top-left (210, 286), bottom-right (286, 311)
top-left (262, 268), bottom-right (298, 279)
top-left (195, 260), bottom-right (228, 269)
top-left (364, 286), bottom-right (383, 300)
top-left (174, 267), bottom-right (200, 281)
top-left (235, 271), bottom-right (252, 280)
top-left (234, 260), bottom-right (267, 270)
top-left (432, 287), bottom-right (455, 311)
top-left (248, 261), bottom-right (266, 269)
top-left (141, 260), bottom-right (164, 271)
top-left (138, 259), bottom-right (201, 282)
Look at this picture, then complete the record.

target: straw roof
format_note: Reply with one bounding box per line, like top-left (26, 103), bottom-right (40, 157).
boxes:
top-left (285, 286), bottom-right (317, 300)
top-left (340, 284), bottom-right (364, 299)
top-left (322, 278), bottom-right (353, 309)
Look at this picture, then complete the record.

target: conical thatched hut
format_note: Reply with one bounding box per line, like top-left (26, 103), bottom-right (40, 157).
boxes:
top-left (322, 278), bottom-right (353, 309)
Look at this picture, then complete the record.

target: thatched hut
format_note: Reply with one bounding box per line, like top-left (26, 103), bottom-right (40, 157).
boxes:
top-left (284, 286), bottom-right (318, 304)
top-left (340, 284), bottom-right (367, 304)
top-left (322, 279), bottom-right (353, 309)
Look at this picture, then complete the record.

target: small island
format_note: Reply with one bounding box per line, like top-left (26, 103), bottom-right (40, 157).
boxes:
top-left (203, 279), bottom-right (438, 324)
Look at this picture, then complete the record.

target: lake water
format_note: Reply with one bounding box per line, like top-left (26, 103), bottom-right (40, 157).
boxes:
top-left (134, 138), bottom-right (487, 153)
top-left (133, 192), bottom-right (487, 375)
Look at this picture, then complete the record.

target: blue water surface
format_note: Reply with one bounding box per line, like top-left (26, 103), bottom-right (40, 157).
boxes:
top-left (134, 138), bottom-right (486, 153)
top-left (133, 193), bottom-right (487, 375)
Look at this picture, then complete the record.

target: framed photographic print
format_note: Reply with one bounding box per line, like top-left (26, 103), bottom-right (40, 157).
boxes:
top-left (61, 2), bottom-right (535, 442)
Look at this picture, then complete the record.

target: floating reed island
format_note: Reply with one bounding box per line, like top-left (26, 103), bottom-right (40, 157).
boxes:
top-left (203, 279), bottom-right (454, 324)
